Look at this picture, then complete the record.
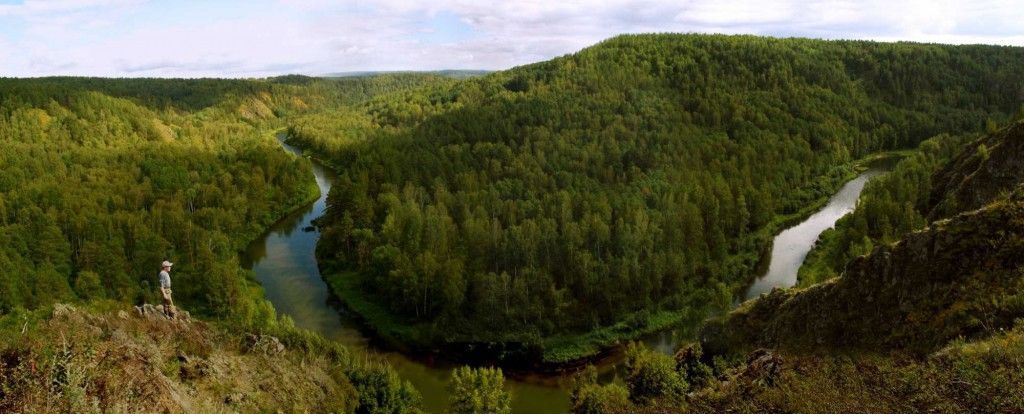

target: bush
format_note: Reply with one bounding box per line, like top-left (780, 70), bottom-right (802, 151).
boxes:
top-left (624, 343), bottom-right (687, 404)
top-left (73, 271), bottom-right (103, 300)
top-left (675, 342), bottom-right (714, 388)
top-left (570, 366), bottom-right (634, 414)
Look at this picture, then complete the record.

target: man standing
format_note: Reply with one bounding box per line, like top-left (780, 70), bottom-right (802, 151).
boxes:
top-left (159, 260), bottom-right (176, 318)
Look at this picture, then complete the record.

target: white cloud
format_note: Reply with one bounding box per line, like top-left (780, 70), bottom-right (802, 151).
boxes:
top-left (0, 0), bottom-right (143, 17)
top-left (0, 0), bottom-right (1022, 77)
top-left (676, 0), bottom-right (796, 26)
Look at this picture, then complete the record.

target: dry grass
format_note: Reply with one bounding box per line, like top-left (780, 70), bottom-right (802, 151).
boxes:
top-left (684, 325), bottom-right (1024, 413)
top-left (0, 304), bottom-right (357, 413)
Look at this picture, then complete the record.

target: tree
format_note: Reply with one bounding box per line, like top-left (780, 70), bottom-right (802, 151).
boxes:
top-left (447, 366), bottom-right (511, 414)
top-left (348, 363), bottom-right (422, 414)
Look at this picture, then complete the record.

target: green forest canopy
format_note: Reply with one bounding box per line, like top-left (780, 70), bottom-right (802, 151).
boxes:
top-left (287, 34), bottom-right (1024, 357)
top-left (0, 74), bottom-right (449, 323)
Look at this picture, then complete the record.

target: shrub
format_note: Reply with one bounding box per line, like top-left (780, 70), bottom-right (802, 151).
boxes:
top-left (624, 343), bottom-right (687, 404)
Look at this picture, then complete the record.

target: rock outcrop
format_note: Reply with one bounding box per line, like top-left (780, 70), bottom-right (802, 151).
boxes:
top-left (928, 120), bottom-right (1024, 219)
top-left (134, 303), bottom-right (192, 322)
top-left (245, 334), bottom-right (286, 355)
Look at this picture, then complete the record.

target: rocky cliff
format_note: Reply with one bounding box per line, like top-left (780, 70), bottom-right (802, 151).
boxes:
top-left (929, 119), bottom-right (1024, 219)
top-left (703, 188), bottom-right (1024, 354)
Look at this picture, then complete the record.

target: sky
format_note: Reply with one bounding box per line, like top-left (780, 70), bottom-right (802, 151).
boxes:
top-left (0, 0), bottom-right (1022, 78)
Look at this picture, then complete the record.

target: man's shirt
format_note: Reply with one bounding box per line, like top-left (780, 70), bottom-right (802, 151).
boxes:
top-left (159, 270), bottom-right (171, 289)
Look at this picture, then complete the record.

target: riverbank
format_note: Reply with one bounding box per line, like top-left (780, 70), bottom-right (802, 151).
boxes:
top-left (313, 146), bottom-right (911, 370)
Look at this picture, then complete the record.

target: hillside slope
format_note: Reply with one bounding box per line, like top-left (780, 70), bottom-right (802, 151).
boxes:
top-left (684, 326), bottom-right (1024, 413)
top-left (0, 304), bottom-right (423, 413)
top-left (929, 119), bottom-right (1024, 219)
top-left (703, 186), bottom-right (1024, 354)
top-left (567, 121), bottom-right (1024, 413)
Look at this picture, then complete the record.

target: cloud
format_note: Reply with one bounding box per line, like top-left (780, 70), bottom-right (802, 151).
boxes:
top-left (0, 0), bottom-right (1022, 77)
top-left (0, 0), bottom-right (144, 17)
top-left (676, 0), bottom-right (797, 26)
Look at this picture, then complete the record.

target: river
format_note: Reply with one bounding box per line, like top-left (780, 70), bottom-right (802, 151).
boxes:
top-left (744, 160), bottom-right (894, 300)
top-left (242, 134), bottom-right (892, 413)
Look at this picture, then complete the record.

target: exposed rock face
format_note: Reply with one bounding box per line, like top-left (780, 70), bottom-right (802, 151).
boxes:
top-left (704, 190), bottom-right (1024, 354)
top-left (738, 349), bottom-right (783, 387)
top-left (928, 120), bottom-right (1024, 219)
top-left (52, 303), bottom-right (78, 319)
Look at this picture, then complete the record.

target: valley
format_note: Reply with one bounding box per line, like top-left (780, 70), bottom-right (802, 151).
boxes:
top-left (2, 33), bottom-right (1024, 413)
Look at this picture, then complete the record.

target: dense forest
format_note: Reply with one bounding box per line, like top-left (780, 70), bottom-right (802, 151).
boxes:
top-left (0, 78), bottom-right (313, 320)
top-left (0, 74), bottom-right (452, 320)
top-left (290, 34), bottom-right (1024, 360)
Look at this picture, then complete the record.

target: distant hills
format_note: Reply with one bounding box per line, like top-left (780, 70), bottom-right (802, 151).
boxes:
top-left (321, 69), bottom-right (491, 79)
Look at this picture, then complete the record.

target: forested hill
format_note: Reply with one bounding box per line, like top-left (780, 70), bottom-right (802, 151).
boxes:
top-left (0, 76), bottom-right (438, 413)
top-left (293, 34), bottom-right (1024, 361)
top-left (0, 74), bottom-right (451, 113)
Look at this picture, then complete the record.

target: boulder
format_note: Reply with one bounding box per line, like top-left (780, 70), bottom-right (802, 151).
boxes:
top-left (245, 334), bottom-right (286, 355)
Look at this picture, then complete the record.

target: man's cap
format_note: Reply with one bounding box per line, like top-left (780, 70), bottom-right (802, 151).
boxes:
top-left (162, 261), bottom-right (173, 268)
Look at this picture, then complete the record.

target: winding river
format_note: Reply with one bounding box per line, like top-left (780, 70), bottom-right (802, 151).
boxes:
top-left (242, 135), bottom-right (569, 413)
top-left (744, 159), bottom-right (895, 300)
top-left (242, 133), bottom-right (892, 413)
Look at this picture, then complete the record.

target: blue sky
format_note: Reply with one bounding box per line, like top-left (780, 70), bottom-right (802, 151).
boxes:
top-left (0, 0), bottom-right (1022, 77)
